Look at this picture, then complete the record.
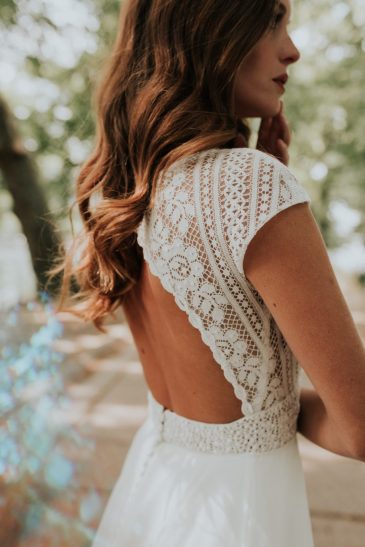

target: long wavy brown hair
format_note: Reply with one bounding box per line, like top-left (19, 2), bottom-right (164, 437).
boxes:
top-left (54, 0), bottom-right (278, 330)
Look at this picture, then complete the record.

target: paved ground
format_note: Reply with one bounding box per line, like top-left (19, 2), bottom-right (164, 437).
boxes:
top-left (2, 269), bottom-right (365, 546)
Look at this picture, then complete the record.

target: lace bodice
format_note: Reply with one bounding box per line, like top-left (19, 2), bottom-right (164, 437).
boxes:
top-left (137, 147), bottom-right (311, 449)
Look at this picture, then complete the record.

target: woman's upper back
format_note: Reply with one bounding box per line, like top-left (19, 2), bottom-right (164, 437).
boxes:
top-left (125, 146), bottom-right (365, 450)
top-left (125, 148), bottom-right (309, 421)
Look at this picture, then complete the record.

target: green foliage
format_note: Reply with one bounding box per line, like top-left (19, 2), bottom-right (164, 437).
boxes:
top-left (0, 0), bottom-right (121, 222)
top-left (0, 0), bottom-right (17, 25)
top-left (287, 0), bottom-right (365, 248)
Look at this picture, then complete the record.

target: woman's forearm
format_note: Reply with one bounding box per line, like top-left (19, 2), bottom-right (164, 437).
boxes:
top-left (297, 388), bottom-right (360, 461)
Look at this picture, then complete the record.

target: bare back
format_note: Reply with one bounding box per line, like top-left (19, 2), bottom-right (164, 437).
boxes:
top-left (123, 259), bottom-right (244, 423)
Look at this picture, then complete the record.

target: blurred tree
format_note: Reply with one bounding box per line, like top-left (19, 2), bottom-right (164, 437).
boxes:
top-left (0, 95), bottom-right (62, 293)
top-left (0, 0), bottom-right (121, 291)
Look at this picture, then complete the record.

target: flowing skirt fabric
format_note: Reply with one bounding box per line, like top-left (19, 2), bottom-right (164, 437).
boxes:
top-left (92, 390), bottom-right (314, 547)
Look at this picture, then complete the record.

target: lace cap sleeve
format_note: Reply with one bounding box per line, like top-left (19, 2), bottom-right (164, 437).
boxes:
top-left (219, 148), bottom-right (311, 277)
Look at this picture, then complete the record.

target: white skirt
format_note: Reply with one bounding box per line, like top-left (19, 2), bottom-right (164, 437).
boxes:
top-left (92, 389), bottom-right (314, 547)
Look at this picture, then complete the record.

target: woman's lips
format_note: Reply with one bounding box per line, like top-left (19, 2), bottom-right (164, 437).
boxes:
top-left (273, 79), bottom-right (286, 92)
top-left (272, 73), bottom-right (288, 92)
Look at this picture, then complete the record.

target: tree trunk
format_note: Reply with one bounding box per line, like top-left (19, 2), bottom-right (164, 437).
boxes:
top-left (0, 95), bottom-right (62, 294)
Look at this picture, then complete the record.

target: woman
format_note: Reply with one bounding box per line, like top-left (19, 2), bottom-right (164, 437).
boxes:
top-left (57, 0), bottom-right (365, 545)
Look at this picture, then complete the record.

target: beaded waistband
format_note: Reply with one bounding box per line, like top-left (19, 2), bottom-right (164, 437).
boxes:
top-left (147, 390), bottom-right (300, 454)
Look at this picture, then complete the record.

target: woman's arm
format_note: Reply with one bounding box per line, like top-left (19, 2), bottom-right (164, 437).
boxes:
top-left (243, 201), bottom-right (365, 462)
top-left (297, 388), bottom-right (365, 462)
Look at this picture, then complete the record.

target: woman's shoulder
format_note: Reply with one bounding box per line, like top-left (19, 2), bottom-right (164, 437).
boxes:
top-left (172, 146), bottom-right (294, 178)
top-left (213, 146), bottom-right (298, 178)
top-left (160, 146), bottom-right (309, 207)
top-left (171, 147), bottom-right (303, 197)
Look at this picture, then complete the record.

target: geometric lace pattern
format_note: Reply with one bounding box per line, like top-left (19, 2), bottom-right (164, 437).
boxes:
top-left (137, 147), bottom-right (311, 450)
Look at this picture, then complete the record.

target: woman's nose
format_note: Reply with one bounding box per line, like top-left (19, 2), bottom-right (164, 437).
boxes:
top-left (282, 36), bottom-right (301, 65)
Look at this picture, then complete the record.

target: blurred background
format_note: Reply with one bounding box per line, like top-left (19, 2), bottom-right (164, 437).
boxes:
top-left (0, 0), bottom-right (365, 545)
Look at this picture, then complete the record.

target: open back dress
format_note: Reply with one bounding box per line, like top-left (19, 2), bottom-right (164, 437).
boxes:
top-left (92, 147), bottom-right (315, 547)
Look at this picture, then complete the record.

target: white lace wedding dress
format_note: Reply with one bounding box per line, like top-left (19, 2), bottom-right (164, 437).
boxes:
top-left (92, 147), bottom-right (315, 546)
